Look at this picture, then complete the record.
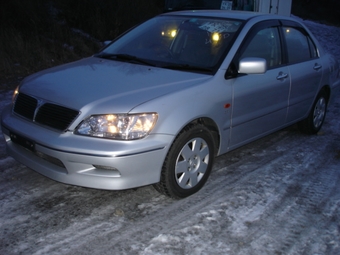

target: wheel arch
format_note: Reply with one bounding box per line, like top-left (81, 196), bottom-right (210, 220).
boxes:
top-left (320, 85), bottom-right (331, 104)
top-left (184, 117), bottom-right (220, 157)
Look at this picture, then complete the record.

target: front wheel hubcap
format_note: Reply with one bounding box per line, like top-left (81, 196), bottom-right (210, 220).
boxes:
top-left (175, 137), bottom-right (210, 189)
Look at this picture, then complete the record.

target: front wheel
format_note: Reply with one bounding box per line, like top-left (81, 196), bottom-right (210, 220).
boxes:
top-left (298, 90), bottom-right (328, 134)
top-left (154, 124), bottom-right (215, 198)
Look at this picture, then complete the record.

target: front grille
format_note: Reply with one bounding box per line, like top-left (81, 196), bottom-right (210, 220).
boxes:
top-left (13, 93), bottom-right (38, 120)
top-left (13, 93), bottom-right (80, 131)
top-left (35, 103), bottom-right (79, 131)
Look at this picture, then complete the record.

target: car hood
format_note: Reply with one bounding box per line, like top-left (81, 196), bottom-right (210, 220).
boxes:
top-left (19, 57), bottom-right (210, 113)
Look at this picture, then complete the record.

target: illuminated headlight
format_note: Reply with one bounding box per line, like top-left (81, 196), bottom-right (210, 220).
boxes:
top-left (12, 86), bottom-right (19, 102)
top-left (75, 113), bottom-right (158, 140)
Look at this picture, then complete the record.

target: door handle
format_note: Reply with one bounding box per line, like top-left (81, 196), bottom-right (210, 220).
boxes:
top-left (277, 72), bottom-right (288, 80)
top-left (314, 63), bottom-right (322, 71)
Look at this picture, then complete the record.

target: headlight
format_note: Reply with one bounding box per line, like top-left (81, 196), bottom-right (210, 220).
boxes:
top-left (12, 86), bottom-right (19, 102)
top-left (75, 113), bottom-right (158, 140)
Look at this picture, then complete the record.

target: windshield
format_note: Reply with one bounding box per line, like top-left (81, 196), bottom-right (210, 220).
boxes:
top-left (99, 15), bottom-right (243, 73)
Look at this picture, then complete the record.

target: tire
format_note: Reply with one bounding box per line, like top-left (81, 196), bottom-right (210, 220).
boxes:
top-left (298, 90), bottom-right (328, 134)
top-left (154, 124), bottom-right (215, 199)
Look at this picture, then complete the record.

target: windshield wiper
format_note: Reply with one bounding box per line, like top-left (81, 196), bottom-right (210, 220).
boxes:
top-left (95, 53), bottom-right (156, 67)
top-left (162, 64), bottom-right (213, 73)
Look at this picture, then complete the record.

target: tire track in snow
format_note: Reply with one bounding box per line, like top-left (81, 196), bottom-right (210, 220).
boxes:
top-left (268, 167), bottom-right (338, 254)
top-left (275, 164), bottom-right (339, 255)
top-left (224, 138), bottom-right (340, 255)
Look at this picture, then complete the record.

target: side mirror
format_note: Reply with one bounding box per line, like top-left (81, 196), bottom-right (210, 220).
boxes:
top-left (238, 57), bottom-right (267, 74)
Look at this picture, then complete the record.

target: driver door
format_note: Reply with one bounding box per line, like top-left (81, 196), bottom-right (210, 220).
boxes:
top-left (228, 22), bottom-right (290, 149)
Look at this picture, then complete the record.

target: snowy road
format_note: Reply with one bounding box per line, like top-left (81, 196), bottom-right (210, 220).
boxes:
top-left (1, 19), bottom-right (340, 255)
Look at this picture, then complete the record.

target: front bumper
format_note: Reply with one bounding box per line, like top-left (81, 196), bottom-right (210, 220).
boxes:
top-left (1, 105), bottom-right (173, 190)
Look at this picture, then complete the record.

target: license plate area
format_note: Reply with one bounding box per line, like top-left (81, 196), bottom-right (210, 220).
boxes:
top-left (10, 132), bottom-right (35, 152)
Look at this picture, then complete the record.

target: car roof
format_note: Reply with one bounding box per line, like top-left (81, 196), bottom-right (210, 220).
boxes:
top-left (162, 10), bottom-right (267, 19)
top-left (161, 10), bottom-right (295, 23)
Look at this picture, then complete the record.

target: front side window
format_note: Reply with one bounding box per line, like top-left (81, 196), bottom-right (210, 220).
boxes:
top-left (283, 27), bottom-right (318, 64)
top-left (240, 26), bottom-right (282, 69)
top-left (98, 16), bottom-right (244, 73)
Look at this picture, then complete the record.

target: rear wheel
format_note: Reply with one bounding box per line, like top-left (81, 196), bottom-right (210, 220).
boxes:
top-left (298, 90), bottom-right (328, 134)
top-left (154, 124), bottom-right (215, 198)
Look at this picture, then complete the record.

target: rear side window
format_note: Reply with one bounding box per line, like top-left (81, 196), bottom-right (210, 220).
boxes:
top-left (283, 27), bottom-right (318, 64)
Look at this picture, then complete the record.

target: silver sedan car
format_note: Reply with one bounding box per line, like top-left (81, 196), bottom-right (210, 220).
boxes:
top-left (1, 10), bottom-right (340, 198)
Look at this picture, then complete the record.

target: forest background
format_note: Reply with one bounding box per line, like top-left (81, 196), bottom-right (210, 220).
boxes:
top-left (0, 0), bottom-right (339, 90)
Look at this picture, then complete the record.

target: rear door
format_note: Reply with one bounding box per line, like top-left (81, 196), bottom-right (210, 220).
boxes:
top-left (228, 20), bottom-right (290, 149)
top-left (281, 21), bottom-right (323, 123)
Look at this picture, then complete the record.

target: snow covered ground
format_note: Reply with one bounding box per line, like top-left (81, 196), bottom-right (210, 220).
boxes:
top-left (0, 18), bottom-right (340, 255)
